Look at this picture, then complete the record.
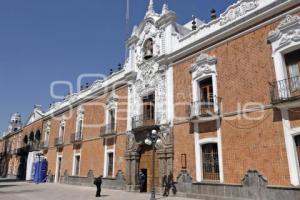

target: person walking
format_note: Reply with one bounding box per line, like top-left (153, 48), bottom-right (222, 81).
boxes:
top-left (94, 175), bottom-right (103, 197)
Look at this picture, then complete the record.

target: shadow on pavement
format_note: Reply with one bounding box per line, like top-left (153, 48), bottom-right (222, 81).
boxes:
top-left (0, 185), bottom-right (17, 188)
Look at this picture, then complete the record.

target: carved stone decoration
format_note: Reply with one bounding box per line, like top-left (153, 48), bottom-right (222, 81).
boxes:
top-left (126, 132), bottom-right (137, 151)
top-left (87, 169), bottom-right (94, 179)
top-left (241, 169), bottom-right (268, 187)
top-left (268, 15), bottom-right (300, 51)
top-left (177, 169), bottom-right (193, 183)
top-left (219, 0), bottom-right (259, 26)
top-left (107, 94), bottom-right (118, 110)
top-left (191, 53), bottom-right (217, 80)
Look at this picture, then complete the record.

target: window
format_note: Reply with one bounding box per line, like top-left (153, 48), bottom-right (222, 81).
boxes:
top-left (108, 109), bottom-right (116, 130)
top-left (143, 93), bottom-right (155, 121)
top-left (77, 119), bottom-right (83, 136)
top-left (202, 143), bottom-right (219, 181)
top-left (73, 155), bottom-right (80, 176)
top-left (107, 152), bottom-right (114, 177)
top-left (59, 125), bottom-right (65, 140)
top-left (285, 49), bottom-right (300, 78)
top-left (295, 135), bottom-right (300, 169)
top-left (199, 78), bottom-right (214, 115)
top-left (143, 38), bottom-right (153, 60)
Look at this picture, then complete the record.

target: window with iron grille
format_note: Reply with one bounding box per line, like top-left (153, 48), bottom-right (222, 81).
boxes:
top-left (202, 143), bottom-right (220, 181)
top-left (295, 135), bottom-right (300, 169)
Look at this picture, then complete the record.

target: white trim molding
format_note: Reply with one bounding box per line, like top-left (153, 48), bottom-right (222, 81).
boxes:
top-left (268, 15), bottom-right (300, 82)
top-left (190, 53), bottom-right (219, 114)
top-left (105, 95), bottom-right (118, 126)
top-left (58, 119), bottom-right (66, 141)
top-left (103, 138), bottom-right (116, 178)
top-left (195, 137), bottom-right (224, 183)
top-left (191, 53), bottom-right (223, 183)
top-left (72, 151), bottom-right (81, 176)
top-left (280, 109), bottom-right (300, 186)
top-left (268, 14), bottom-right (300, 186)
top-left (55, 154), bottom-right (63, 183)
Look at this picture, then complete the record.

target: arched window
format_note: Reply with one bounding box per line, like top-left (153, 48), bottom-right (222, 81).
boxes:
top-left (143, 38), bottom-right (153, 60)
top-left (29, 132), bottom-right (34, 143)
top-left (23, 135), bottom-right (28, 145)
top-left (35, 130), bottom-right (41, 143)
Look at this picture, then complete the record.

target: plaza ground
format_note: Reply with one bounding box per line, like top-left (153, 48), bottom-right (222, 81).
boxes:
top-left (0, 180), bottom-right (199, 200)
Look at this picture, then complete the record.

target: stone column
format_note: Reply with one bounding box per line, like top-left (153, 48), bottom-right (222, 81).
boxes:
top-left (125, 151), bottom-right (140, 192)
top-left (157, 147), bottom-right (173, 192)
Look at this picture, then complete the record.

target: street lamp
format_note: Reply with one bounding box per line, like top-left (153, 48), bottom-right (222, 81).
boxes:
top-left (144, 129), bottom-right (162, 200)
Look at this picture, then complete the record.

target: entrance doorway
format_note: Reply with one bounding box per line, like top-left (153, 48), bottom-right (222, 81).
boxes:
top-left (140, 169), bottom-right (148, 192)
top-left (139, 146), bottom-right (159, 192)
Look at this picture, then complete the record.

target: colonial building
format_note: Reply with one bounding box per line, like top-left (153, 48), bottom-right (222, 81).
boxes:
top-left (1, 0), bottom-right (300, 199)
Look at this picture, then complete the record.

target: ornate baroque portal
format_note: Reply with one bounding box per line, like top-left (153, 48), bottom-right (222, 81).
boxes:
top-left (124, 2), bottom-right (174, 192)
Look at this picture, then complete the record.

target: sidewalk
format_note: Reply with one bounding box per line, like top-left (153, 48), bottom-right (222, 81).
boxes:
top-left (0, 181), bottom-right (199, 200)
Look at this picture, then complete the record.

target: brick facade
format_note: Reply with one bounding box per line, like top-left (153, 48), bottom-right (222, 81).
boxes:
top-left (1, 1), bottom-right (300, 199)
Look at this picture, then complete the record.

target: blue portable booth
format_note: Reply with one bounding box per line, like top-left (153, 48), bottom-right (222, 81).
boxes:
top-left (33, 156), bottom-right (48, 184)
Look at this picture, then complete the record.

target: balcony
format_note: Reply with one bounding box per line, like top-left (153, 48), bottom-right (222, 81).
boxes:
top-left (270, 76), bottom-right (300, 106)
top-left (100, 124), bottom-right (117, 138)
top-left (54, 137), bottom-right (64, 148)
top-left (189, 96), bottom-right (221, 122)
top-left (70, 132), bottom-right (83, 144)
top-left (132, 114), bottom-right (158, 131)
top-left (40, 141), bottom-right (49, 150)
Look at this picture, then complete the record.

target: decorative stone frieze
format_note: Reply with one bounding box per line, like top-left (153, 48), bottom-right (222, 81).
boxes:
top-left (268, 15), bottom-right (300, 51)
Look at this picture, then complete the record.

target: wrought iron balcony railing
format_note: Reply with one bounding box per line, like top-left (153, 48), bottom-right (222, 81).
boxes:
top-left (132, 114), bottom-right (158, 130)
top-left (70, 132), bottom-right (83, 144)
top-left (190, 96), bottom-right (221, 119)
top-left (270, 76), bottom-right (300, 104)
top-left (100, 124), bottom-right (117, 137)
top-left (54, 137), bottom-right (64, 147)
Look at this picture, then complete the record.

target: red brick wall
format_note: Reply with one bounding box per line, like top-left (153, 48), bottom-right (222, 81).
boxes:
top-left (44, 85), bottom-right (128, 178)
top-left (172, 14), bottom-right (296, 186)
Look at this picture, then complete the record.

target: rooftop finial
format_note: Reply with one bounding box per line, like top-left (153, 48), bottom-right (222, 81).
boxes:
top-left (192, 15), bottom-right (197, 31)
top-left (162, 1), bottom-right (169, 15)
top-left (146, 0), bottom-right (154, 16)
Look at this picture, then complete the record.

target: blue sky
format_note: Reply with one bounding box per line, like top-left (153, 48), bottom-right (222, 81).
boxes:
top-left (0, 0), bottom-right (236, 135)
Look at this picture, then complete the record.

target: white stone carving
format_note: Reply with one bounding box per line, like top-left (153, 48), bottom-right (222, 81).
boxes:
top-left (77, 106), bottom-right (85, 121)
top-left (268, 15), bottom-right (300, 51)
top-left (191, 53), bottom-right (217, 80)
top-left (219, 0), bottom-right (259, 26)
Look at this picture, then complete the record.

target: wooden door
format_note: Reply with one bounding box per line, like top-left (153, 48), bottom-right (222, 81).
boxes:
top-left (139, 146), bottom-right (159, 192)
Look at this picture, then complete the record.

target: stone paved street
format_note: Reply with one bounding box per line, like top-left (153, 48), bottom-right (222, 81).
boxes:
top-left (0, 181), bottom-right (198, 200)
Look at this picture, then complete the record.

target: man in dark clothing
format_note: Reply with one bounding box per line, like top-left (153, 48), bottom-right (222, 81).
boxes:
top-left (162, 175), bottom-right (170, 197)
top-left (168, 172), bottom-right (177, 195)
top-left (94, 175), bottom-right (103, 197)
top-left (138, 170), bottom-right (146, 193)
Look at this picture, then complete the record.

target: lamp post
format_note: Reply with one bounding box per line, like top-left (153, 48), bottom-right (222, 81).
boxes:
top-left (144, 130), bottom-right (162, 200)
